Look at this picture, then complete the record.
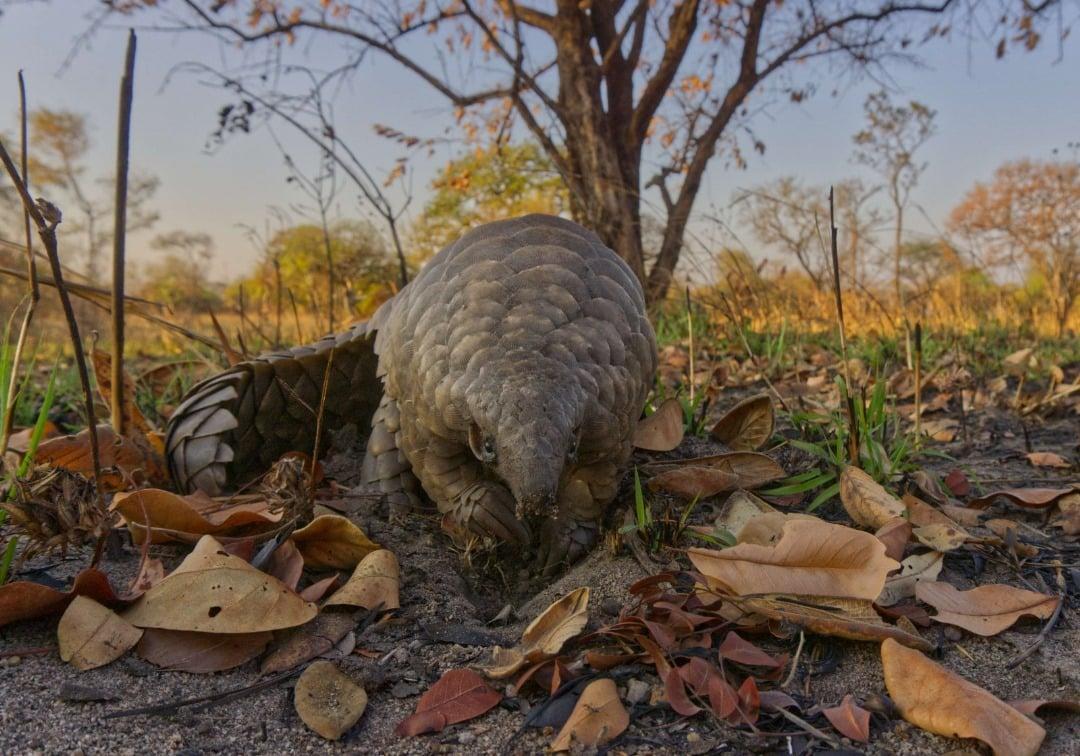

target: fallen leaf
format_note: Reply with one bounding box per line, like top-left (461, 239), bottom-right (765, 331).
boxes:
top-left (291, 514), bottom-right (381, 569)
top-left (1003, 347), bottom-right (1038, 375)
top-left (1050, 493), bottom-right (1080, 535)
top-left (486, 587), bottom-right (590, 679)
top-left (58, 596), bottom-right (142, 670)
top-left (876, 551), bottom-right (944, 607)
top-left (875, 517), bottom-right (912, 562)
top-left (940, 503), bottom-right (983, 527)
top-left (267, 539), bottom-right (304, 591)
top-left (295, 660), bottom-right (368, 740)
top-left (123, 535), bottom-right (317, 633)
top-left (299, 574), bottom-right (341, 603)
top-left (882, 638), bottom-right (1045, 756)
top-left (710, 394), bottom-right (774, 451)
top-left (919, 417), bottom-right (959, 442)
top-left (91, 349), bottom-right (155, 438)
top-left (395, 668), bottom-right (502, 737)
top-left (1024, 452), bottom-right (1072, 469)
top-left (689, 519), bottom-right (898, 600)
top-left (909, 470), bottom-right (949, 504)
top-left (111, 488), bottom-right (281, 545)
top-left (727, 594), bottom-right (934, 651)
top-left (137, 629), bottom-right (271, 673)
top-left (839, 467), bottom-right (905, 529)
top-left (1009, 698), bottom-right (1080, 720)
top-left (904, 493), bottom-right (962, 529)
top-left (968, 487), bottom-right (1077, 510)
top-left (0, 569), bottom-right (119, 628)
top-left (823, 694), bottom-right (871, 743)
top-left (633, 398), bottom-right (684, 451)
top-left (648, 452), bottom-right (785, 498)
top-left (913, 523), bottom-right (967, 552)
top-left (324, 549), bottom-right (400, 610)
top-left (943, 469), bottom-right (971, 497)
top-left (261, 612), bottom-right (358, 674)
top-left (550, 678), bottom-right (629, 751)
top-left (36, 425), bottom-right (166, 488)
top-left (915, 582), bottom-right (1059, 636)
top-left (717, 631), bottom-right (784, 667)
top-left (7, 421), bottom-right (59, 453)
top-left (714, 489), bottom-right (780, 538)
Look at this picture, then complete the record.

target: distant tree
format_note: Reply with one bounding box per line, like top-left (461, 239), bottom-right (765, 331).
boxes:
top-left (409, 143), bottom-right (568, 262)
top-left (138, 231), bottom-right (221, 310)
top-left (28, 108), bottom-right (159, 281)
top-left (852, 91), bottom-right (936, 322)
top-left (949, 159), bottom-right (1080, 336)
top-left (235, 220), bottom-right (398, 322)
top-left (108, 0), bottom-right (1063, 301)
top-left (737, 177), bottom-right (880, 290)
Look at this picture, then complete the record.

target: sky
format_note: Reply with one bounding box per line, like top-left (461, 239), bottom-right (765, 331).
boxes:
top-left (1, 2), bottom-right (1078, 283)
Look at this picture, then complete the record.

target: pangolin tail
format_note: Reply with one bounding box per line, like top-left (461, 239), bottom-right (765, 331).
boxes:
top-left (165, 321), bottom-right (382, 494)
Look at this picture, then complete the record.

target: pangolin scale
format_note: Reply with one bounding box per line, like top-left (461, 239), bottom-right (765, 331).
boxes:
top-left (166, 215), bottom-right (657, 573)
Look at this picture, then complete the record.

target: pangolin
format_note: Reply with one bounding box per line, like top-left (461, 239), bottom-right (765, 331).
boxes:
top-left (166, 215), bottom-right (657, 573)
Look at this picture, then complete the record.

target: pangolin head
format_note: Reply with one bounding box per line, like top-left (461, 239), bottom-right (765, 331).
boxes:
top-left (466, 353), bottom-right (587, 519)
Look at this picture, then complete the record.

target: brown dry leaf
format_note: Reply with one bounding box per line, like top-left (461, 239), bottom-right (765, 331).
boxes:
top-left (7, 421), bottom-right (60, 453)
top-left (486, 587), bottom-right (590, 679)
top-left (823, 694), bottom-right (871, 743)
top-left (58, 596), bottom-right (142, 670)
top-left (915, 582), bottom-right (1059, 636)
top-left (123, 535), bottom-right (317, 633)
top-left (299, 574), bottom-right (341, 603)
top-left (876, 551), bottom-right (944, 607)
top-left (633, 398), bottom-right (684, 451)
top-left (940, 503), bottom-right (983, 528)
top-left (291, 514), bottom-right (381, 570)
top-left (295, 660), bottom-right (368, 740)
top-left (137, 629), bottom-right (271, 673)
top-left (0, 568), bottom-right (119, 628)
top-left (882, 638), bottom-right (1045, 756)
top-left (550, 678), bottom-right (629, 751)
top-left (875, 517), bottom-right (912, 562)
top-left (1024, 451), bottom-right (1072, 469)
top-left (261, 611), bottom-right (357, 674)
top-left (1009, 698), bottom-right (1080, 720)
top-left (111, 488), bottom-right (282, 545)
top-left (728, 594), bottom-right (933, 651)
top-left (710, 394), bottom-right (774, 451)
top-left (323, 549), bottom-right (400, 611)
top-left (688, 519), bottom-right (898, 600)
top-left (714, 490), bottom-right (808, 544)
top-left (919, 418), bottom-right (959, 442)
top-left (395, 668), bottom-right (502, 737)
top-left (737, 512), bottom-right (813, 546)
top-left (267, 539), bottom-right (304, 591)
top-left (839, 467), bottom-right (905, 529)
top-left (1003, 347), bottom-right (1038, 375)
top-left (648, 452), bottom-right (784, 499)
top-left (969, 487), bottom-right (1077, 510)
top-left (909, 470), bottom-right (949, 505)
top-left (1050, 493), bottom-right (1080, 535)
top-left (35, 425), bottom-right (167, 488)
top-left (912, 522), bottom-right (967, 552)
top-left (903, 493), bottom-right (959, 528)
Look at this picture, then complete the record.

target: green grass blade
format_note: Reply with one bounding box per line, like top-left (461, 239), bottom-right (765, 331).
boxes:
top-left (17, 362), bottom-right (59, 478)
top-left (0, 536), bottom-right (17, 584)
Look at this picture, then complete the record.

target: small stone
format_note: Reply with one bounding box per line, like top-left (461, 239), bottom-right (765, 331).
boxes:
top-left (625, 679), bottom-right (650, 705)
top-left (457, 731), bottom-right (476, 745)
top-left (0, 656), bottom-right (20, 667)
top-left (390, 680), bottom-right (420, 698)
top-left (687, 732), bottom-right (702, 743)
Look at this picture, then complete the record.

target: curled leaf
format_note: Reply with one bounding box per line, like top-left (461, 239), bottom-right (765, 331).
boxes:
top-left (58, 596), bottom-right (142, 670)
top-left (710, 394), bottom-right (774, 451)
top-left (324, 549), bottom-right (400, 610)
top-left (876, 551), bottom-right (943, 607)
top-left (111, 488), bottom-right (281, 545)
top-left (550, 678), bottom-right (629, 751)
top-left (648, 452), bottom-right (785, 498)
top-left (137, 629), bottom-right (271, 673)
top-left (882, 638), bottom-right (1045, 756)
top-left (486, 587), bottom-right (589, 679)
top-left (839, 466), bottom-right (905, 529)
top-left (633, 398), bottom-right (684, 451)
top-left (823, 694), bottom-right (871, 743)
top-left (291, 514), bottom-right (381, 569)
top-left (969, 487), bottom-right (1077, 510)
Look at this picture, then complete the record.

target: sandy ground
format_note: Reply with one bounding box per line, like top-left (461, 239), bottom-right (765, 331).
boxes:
top-left (0, 397), bottom-right (1077, 755)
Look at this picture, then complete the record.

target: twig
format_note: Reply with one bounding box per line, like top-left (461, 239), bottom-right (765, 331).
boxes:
top-left (1006, 593), bottom-right (1066, 668)
top-left (310, 346), bottom-right (335, 500)
top-left (771, 705), bottom-right (841, 749)
top-left (110, 30), bottom-right (137, 435)
top-left (781, 630), bottom-right (805, 689)
top-left (913, 322), bottom-right (922, 448)
top-left (105, 667), bottom-right (302, 719)
top-left (685, 287), bottom-right (694, 407)
top-left (0, 136), bottom-right (105, 513)
top-left (715, 291), bottom-right (790, 413)
top-left (827, 188), bottom-right (859, 467)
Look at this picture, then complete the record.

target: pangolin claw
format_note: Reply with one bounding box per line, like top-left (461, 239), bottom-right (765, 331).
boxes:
top-left (452, 483), bottom-right (531, 545)
top-left (537, 518), bottom-right (599, 577)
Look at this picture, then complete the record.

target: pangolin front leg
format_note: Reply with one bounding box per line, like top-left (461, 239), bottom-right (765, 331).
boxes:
top-left (537, 461), bottom-right (621, 576)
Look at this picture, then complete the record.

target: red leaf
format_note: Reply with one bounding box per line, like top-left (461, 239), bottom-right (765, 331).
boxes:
top-left (707, 673), bottom-right (738, 718)
top-left (718, 631), bottom-right (783, 668)
top-left (664, 665), bottom-right (702, 716)
top-left (395, 668), bottom-right (502, 737)
top-left (823, 694), bottom-right (871, 742)
top-left (733, 676), bottom-right (760, 725)
top-left (943, 469), bottom-right (971, 497)
top-left (0, 569), bottom-right (119, 627)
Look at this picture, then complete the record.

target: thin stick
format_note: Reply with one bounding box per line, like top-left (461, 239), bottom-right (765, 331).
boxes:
top-left (827, 189), bottom-right (852, 390)
top-left (0, 73), bottom-right (39, 456)
top-left (1005, 593), bottom-right (1065, 668)
top-left (0, 138), bottom-right (105, 514)
top-left (781, 631), bottom-right (805, 689)
top-left (310, 346), bottom-right (334, 500)
top-left (105, 667), bottom-right (302, 719)
top-left (914, 322), bottom-right (923, 448)
top-left (685, 287), bottom-right (694, 407)
top-left (110, 30), bottom-right (137, 435)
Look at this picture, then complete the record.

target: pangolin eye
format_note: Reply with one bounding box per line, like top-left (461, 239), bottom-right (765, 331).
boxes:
top-left (482, 438), bottom-right (497, 461)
